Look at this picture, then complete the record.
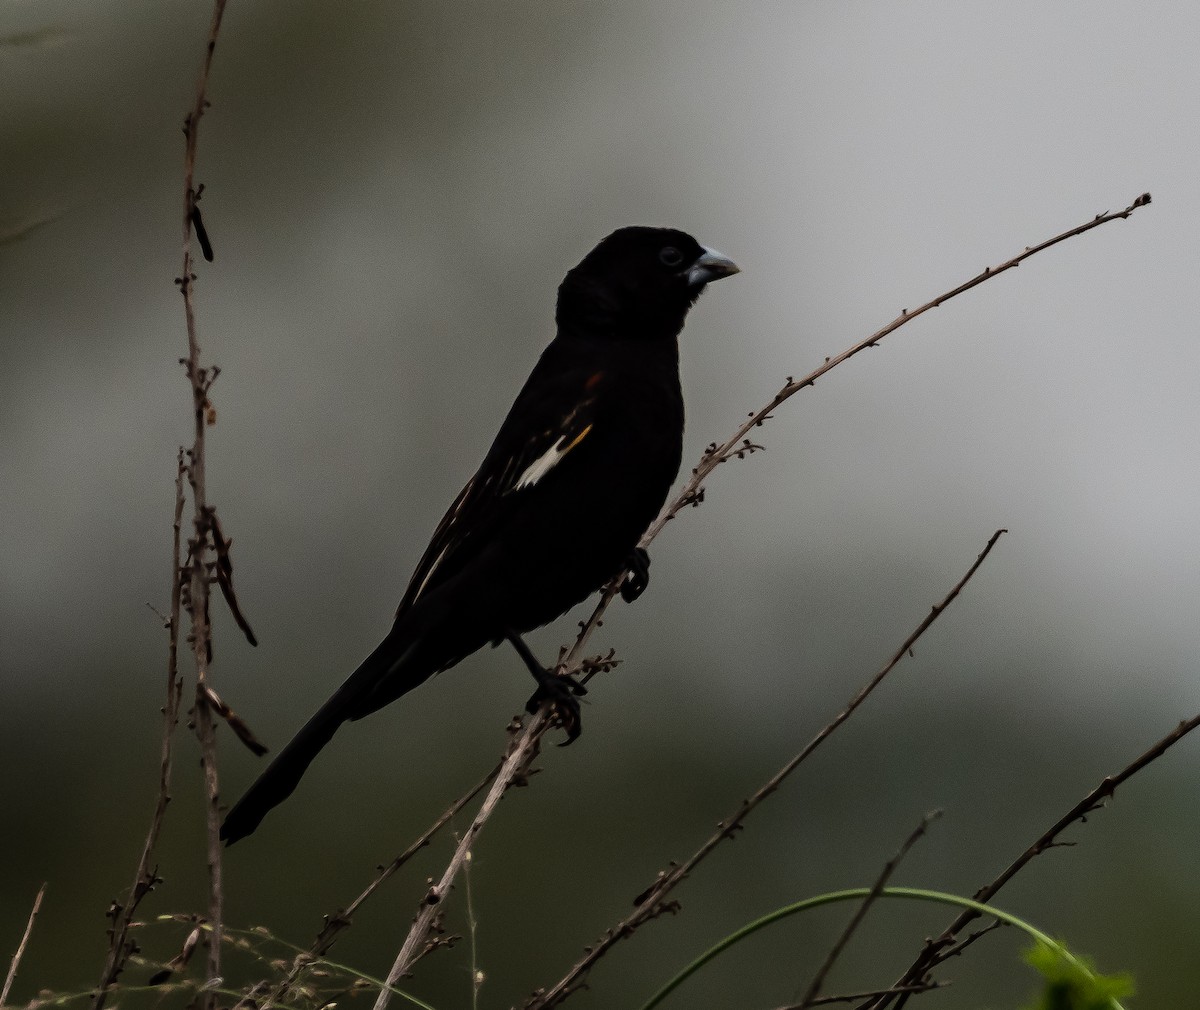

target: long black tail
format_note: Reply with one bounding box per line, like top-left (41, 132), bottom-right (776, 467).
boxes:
top-left (220, 630), bottom-right (422, 845)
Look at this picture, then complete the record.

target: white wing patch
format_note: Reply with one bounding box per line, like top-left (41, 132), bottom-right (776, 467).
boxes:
top-left (513, 424), bottom-right (593, 491)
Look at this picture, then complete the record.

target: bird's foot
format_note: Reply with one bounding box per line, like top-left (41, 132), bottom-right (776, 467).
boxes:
top-left (620, 547), bottom-right (651, 603)
top-left (507, 629), bottom-right (587, 744)
top-left (525, 670), bottom-right (587, 745)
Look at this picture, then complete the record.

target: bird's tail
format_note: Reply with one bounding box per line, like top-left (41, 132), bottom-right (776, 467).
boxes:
top-left (220, 630), bottom-right (422, 846)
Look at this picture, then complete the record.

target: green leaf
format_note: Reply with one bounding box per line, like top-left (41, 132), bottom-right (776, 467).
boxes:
top-left (1023, 941), bottom-right (1135, 1010)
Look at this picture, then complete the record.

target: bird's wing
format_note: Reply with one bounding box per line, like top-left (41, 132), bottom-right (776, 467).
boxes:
top-left (395, 361), bottom-right (605, 619)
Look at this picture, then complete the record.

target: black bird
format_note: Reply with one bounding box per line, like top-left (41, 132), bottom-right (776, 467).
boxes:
top-left (220, 227), bottom-right (738, 844)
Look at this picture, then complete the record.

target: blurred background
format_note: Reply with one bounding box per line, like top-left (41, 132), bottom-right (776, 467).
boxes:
top-left (3, 1), bottom-right (1198, 1007)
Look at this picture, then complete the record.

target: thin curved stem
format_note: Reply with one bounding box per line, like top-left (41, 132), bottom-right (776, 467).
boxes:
top-left (637, 887), bottom-right (1124, 1010)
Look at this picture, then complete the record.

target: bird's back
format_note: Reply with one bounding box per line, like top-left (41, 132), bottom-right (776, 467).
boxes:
top-left (403, 330), bottom-right (684, 641)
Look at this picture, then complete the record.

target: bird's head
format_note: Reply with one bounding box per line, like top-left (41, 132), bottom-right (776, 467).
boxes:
top-left (557, 226), bottom-right (739, 340)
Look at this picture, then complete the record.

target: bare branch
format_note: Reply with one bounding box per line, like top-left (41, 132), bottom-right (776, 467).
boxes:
top-left (568, 194), bottom-right (1153, 698)
top-left (527, 531), bottom-right (1006, 1007)
top-left (870, 708), bottom-right (1200, 1010)
top-left (639, 192), bottom-right (1151, 552)
top-left (357, 193), bottom-right (1151, 1008)
top-left (929, 919), bottom-right (1005, 964)
top-left (247, 758), bottom-right (505, 1010)
top-left (2, 884), bottom-right (46, 1008)
top-left (92, 453), bottom-right (187, 1010)
top-left (775, 982), bottom-right (945, 1008)
top-left (371, 717), bottom-right (547, 1010)
top-left (178, 1), bottom-right (233, 998)
top-left (324, 763), bottom-right (503, 937)
top-left (797, 812), bottom-right (942, 1008)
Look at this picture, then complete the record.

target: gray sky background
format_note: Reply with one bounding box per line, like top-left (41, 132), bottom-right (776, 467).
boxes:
top-left (3, 3), bottom-right (1198, 1008)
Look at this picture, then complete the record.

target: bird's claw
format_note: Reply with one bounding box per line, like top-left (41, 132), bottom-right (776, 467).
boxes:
top-left (526, 671), bottom-right (587, 744)
top-left (620, 547), bottom-right (651, 603)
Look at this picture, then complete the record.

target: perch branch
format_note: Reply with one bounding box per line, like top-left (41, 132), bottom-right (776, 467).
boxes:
top-left (641, 193), bottom-right (1152, 551)
top-left (568, 195), bottom-right (1152, 688)
top-left (370, 193), bottom-right (1152, 1006)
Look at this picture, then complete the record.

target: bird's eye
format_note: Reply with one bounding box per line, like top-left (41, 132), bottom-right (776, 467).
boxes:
top-left (659, 246), bottom-right (684, 267)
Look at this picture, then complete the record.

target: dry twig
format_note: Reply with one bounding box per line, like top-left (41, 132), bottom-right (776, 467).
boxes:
top-left (2, 884), bottom-right (46, 1008)
top-left (92, 454), bottom-right (187, 1010)
top-left (638, 192), bottom-right (1152, 552)
top-left (776, 983), bottom-right (944, 1008)
top-left (97, 8), bottom-right (251, 1004)
top-left (177, 0), bottom-right (233, 997)
top-left (527, 531), bottom-right (1006, 1007)
top-left (372, 718), bottom-right (547, 1010)
top-left (868, 709), bottom-right (1200, 1009)
top-left (797, 812), bottom-right (942, 1008)
top-left (245, 758), bottom-right (503, 1010)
